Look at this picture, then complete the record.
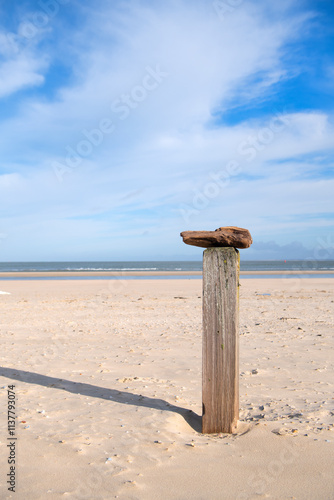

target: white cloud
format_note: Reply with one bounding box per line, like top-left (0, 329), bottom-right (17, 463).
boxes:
top-left (0, 56), bottom-right (45, 98)
top-left (0, 1), bottom-right (333, 260)
top-left (0, 2), bottom-right (310, 150)
top-left (0, 29), bottom-right (47, 98)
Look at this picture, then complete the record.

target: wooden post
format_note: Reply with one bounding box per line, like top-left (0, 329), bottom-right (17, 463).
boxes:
top-left (202, 247), bottom-right (240, 433)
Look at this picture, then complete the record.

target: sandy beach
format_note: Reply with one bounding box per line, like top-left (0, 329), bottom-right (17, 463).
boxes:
top-left (0, 277), bottom-right (333, 499)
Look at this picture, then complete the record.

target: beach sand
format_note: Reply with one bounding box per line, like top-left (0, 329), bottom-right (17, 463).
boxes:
top-left (0, 278), bottom-right (333, 499)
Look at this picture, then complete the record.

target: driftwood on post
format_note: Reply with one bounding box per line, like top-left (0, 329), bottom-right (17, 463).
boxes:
top-left (180, 226), bottom-right (252, 249)
top-left (181, 226), bottom-right (252, 434)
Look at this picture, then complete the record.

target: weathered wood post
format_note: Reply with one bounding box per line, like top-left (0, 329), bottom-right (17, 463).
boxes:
top-left (180, 226), bottom-right (252, 434)
top-left (202, 247), bottom-right (240, 433)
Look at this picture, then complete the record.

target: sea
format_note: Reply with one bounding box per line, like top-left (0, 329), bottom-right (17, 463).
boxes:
top-left (0, 260), bottom-right (333, 279)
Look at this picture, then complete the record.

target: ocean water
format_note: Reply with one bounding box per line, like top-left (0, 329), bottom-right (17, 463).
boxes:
top-left (0, 260), bottom-right (333, 273)
top-left (0, 260), bottom-right (333, 281)
top-left (0, 261), bottom-right (201, 272)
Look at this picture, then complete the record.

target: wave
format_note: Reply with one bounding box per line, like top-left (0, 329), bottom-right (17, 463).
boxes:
top-left (65, 267), bottom-right (159, 271)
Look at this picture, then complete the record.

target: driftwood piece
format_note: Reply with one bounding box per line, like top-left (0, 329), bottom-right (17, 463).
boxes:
top-left (180, 226), bottom-right (252, 249)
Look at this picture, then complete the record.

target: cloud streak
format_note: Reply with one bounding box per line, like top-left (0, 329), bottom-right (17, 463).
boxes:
top-left (0, 0), bottom-right (333, 260)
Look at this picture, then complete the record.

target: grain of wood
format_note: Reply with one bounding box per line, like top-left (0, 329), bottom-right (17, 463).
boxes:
top-left (202, 247), bottom-right (239, 433)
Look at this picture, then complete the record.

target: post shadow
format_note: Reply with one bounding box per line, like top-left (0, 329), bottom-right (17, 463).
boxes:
top-left (0, 366), bottom-right (201, 432)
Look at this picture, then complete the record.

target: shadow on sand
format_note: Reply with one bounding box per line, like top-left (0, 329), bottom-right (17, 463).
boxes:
top-left (1, 366), bottom-right (202, 432)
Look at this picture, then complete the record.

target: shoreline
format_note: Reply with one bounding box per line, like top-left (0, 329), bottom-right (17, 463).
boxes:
top-left (0, 269), bottom-right (333, 278)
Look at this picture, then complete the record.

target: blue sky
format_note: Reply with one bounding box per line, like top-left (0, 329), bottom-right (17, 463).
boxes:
top-left (0, 0), bottom-right (333, 261)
